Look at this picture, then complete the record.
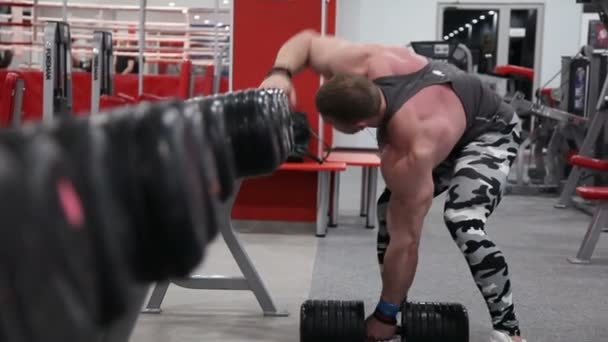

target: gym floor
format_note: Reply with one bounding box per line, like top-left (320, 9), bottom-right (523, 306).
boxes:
top-left (131, 168), bottom-right (608, 342)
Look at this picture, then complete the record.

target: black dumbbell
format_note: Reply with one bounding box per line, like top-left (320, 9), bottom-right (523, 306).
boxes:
top-left (300, 299), bottom-right (469, 342)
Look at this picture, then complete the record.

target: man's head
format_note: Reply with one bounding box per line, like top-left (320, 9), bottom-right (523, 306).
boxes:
top-left (315, 73), bottom-right (383, 134)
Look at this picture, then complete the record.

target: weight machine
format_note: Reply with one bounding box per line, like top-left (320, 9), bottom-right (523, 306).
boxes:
top-left (91, 31), bottom-right (114, 115)
top-left (42, 21), bottom-right (72, 122)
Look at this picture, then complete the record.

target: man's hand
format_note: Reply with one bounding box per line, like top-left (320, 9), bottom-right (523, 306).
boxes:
top-left (365, 315), bottom-right (397, 341)
top-left (259, 74), bottom-right (297, 108)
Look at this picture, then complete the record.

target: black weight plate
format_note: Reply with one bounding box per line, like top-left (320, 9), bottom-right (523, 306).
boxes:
top-left (353, 301), bottom-right (366, 342)
top-left (91, 107), bottom-right (156, 282)
top-left (0, 128), bottom-right (98, 341)
top-left (347, 301), bottom-right (364, 342)
top-left (343, 301), bottom-right (352, 342)
top-left (134, 101), bottom-right (208, 279)
top-left (182, 101), bottom-right (221, 242)
top-left (420, 303), bottom-right (430, 342)
top-left (256, 90), bottom-right (285, 161)
top-left (49, 116), bottom-right (131, 326)
top-left (198, 96), bottom-right (236, 202)
top-left (327, 300), bottom-right (337, 342)
top-left (320, 301), bottom-right (329, 342)
top-left (248, 89), bottom-right (281, 172)
top-left (0, 144), bottom-right (30, 342)
top-left (222, 90), bottom-right (278, 177)
top-left (408, 302), bottom-right (419, 340)
top-left (314, 301), bottom-right (324, 341)
top-left (299, 300), bottom-right (315, 342)
top-left (435, 304), bottom-right (444, 341)
top-left (455, 303), bottom-right (469, 342)
top-left (444, 303), bottom-right (458, 341)
top-left (430, 306), bottom-right (440, 342)
top-left (401, 302), bottom-right (411, 340)
top-left (336, 300), bottom-right (344, 341)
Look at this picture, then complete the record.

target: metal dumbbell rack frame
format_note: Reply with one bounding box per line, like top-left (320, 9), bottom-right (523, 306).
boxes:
top-left (91, 31), bottom-right (114, 115)
top-left (142, 180), bottom-right (289, 317)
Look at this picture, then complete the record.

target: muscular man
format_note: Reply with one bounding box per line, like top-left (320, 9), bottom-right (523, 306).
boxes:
top-left (259, 30), bottom-right (525, 342)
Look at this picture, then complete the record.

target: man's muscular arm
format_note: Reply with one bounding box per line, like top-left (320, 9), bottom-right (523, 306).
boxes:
top-left (272, 29), bottom-right (374, 77)
top-left (379, 143), bottom-right (435, 304)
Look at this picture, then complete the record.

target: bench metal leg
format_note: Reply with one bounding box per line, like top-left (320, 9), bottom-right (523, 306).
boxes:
top-left (366, 167), bottom-right (378, 229)
top-left (329, 171), bottom-right (340, 227)
top-left (316, 171), bottom-right (331, 237)
top-left (360, 167), bottom-right (369, 217)
top-left (142, 181), bottom-right (288, 317)
top-left (568, 204), bottom-right (608, 264)
top-left (141, 281), bottom-right (170, 313)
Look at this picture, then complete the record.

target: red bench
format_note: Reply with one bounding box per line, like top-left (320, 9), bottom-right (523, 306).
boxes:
top-left (325, 150), bottom-right (381, 229)
top-left (567, 154), bottom-right (608, 264)
top-left (278, 161), bottom-right (347, 237)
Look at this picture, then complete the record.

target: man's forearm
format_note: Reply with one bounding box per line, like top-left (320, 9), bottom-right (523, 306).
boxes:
top-left (379, 230), bottom-right (420, 304)
top-left (273, 30), bottom-right (316, 73)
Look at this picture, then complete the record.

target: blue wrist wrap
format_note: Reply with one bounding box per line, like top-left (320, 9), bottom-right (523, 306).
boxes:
top-left (375, 299), bottom-right (400, 318)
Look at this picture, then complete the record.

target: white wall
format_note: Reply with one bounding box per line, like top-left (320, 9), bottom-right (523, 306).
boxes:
top-left (333, 0), bottom-right (584, 149)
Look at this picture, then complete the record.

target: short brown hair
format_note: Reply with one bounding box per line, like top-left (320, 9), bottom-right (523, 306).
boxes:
top-left (315, 73), bottom-right (381, 123)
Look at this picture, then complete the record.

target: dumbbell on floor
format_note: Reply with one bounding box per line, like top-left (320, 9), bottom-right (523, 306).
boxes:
top-left (300, 299), bottom-right (469, 342)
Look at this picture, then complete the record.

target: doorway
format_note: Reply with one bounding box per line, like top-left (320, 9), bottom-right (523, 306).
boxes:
top-left (437, 3), bottom-right (544, 99)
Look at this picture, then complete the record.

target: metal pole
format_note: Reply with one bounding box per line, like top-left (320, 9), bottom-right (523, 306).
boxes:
top-left (212, 0), bottom-right (220, 94)
top-left (318, 0), bottom-right (328, 158)
top-left (138, 0), bottom-right (147, 96)
top-left (62, 0), bottom-right (68, 22)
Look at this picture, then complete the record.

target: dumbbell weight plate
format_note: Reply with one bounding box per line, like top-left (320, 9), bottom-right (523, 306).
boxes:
top-left (91, 107), bottom-right (156, 282)
top-left (181, 101), bottom-right (221, 242)
top-left (314, 301), bottom-right (324, 341)
top-left (299, 300), bottom-right (315, 342)
top-left (454, 303), bottom-right (469, 341)
top-left (133, 101), bottom-right (208, 279)
top-left (353, 301), bottom-right (366, 342)
top-left (327, 299), bottom-right (336, 341)
top-left (0, 144), bottom-right (33, 342)
top-left (48, 116), bottom-right (131, 326)
top-left (0, 128), bottom-right (98, 341)
top-left (197, 96), bottom-right (236, 202)
top-left (335, 300), bottom-right (344, 341)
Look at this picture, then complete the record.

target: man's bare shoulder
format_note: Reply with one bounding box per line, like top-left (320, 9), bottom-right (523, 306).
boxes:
top-left (367, 47), bottom-right (429, 79)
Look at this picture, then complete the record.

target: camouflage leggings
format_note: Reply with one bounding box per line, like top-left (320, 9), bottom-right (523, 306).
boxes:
top-left (377, 114), bottom-right (523, 336)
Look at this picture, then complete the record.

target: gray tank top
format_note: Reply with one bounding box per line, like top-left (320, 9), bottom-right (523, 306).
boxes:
top-left (374, 60), bottom-right (514, 149)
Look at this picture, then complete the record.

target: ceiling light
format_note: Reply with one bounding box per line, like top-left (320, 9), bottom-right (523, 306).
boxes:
top-left (472, 19), bottom-right (478, 24)
top-left (225, 26), bottom-right (230, 31)
top-left (480, 15), bottom-right (486, 20)
top-left (204, 19), bottom-right (210, 24)
top-left (489, 10), bottom-right (495, 15)
top-left (465, 24), bottom-right (472, 28)
top-left (181, 9), bottom-right (188, 14)
top-left (223, 0), bottom-right (229, 4)
top-left (168, 2), bottom-right (175, 6)
top-left (444, 35), bottom-right (449, 40)
top-left (217, 22), bottom-right (224, 26)
top-left (449, 33), bottom-right (454, 37)
top-left (459, 27), bottom-right (464, 32)
top-left (194, 15), bottom-right (200, 20)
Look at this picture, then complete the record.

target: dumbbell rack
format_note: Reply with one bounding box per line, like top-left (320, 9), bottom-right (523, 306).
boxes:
top-left (555, 74), bottom-right (608, 207)
top-left (142, 180), bottom-right (289, 317)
